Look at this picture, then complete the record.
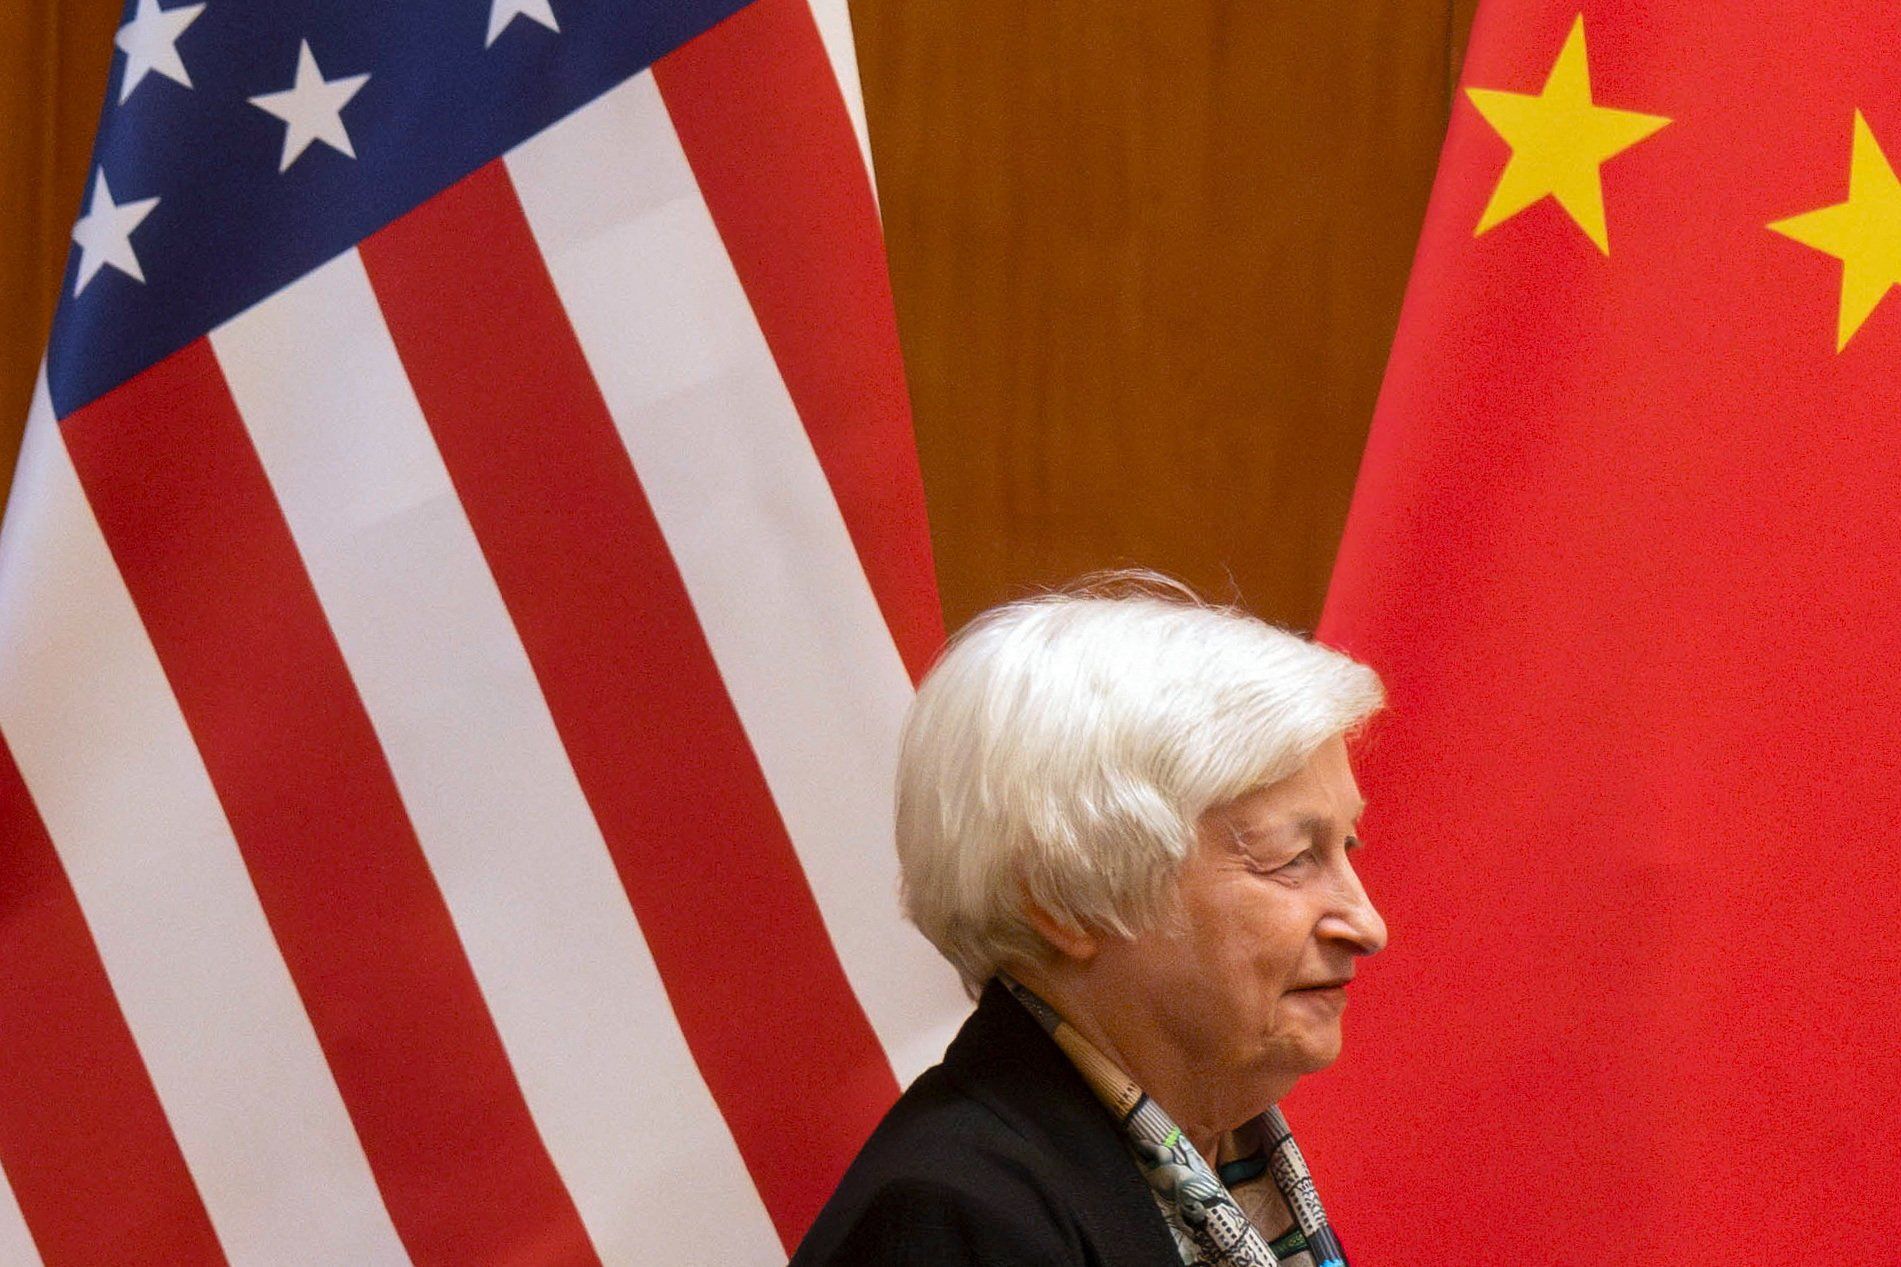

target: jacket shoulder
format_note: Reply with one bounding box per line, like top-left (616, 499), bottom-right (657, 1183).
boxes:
top-left (790, 1065), bottom-right (1086, 1266)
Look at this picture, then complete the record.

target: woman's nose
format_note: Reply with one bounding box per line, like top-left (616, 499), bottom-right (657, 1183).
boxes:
top-left (1328, 860), bottom-right (1388, 956)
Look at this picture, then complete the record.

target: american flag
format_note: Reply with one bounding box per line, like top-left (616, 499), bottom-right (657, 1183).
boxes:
top-left (0, 0), bottom-right (969, 1261)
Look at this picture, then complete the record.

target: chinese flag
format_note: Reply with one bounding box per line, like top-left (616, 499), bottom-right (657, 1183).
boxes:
top-left (1294, 2), bottom-right (1901, 1261)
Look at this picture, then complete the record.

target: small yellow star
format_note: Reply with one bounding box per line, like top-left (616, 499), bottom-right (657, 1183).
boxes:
top-left (1768, 111), bottom-right (1901, 351)
top-left (1465, 14), bottom-right (1670, 254)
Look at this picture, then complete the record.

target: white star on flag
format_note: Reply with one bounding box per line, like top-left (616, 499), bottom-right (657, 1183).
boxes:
top-left (70, 169), bottom-right (160, 296)
top-left (486, 0), bottom-right (560, 47)
top-left (248, 40), bottom-right (371, 173)
top-left (114, 0), bottom-right (206, 103)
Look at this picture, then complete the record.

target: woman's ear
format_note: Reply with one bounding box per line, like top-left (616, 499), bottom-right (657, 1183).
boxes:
top-left (1018, 883), bottom-right (1101, 963)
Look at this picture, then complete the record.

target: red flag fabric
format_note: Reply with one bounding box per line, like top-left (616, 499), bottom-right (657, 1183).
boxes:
top-left (1302, 2), bottom-right (1901, 1261)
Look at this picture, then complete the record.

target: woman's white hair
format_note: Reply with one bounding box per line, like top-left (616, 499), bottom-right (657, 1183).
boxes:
top-left (896, 571), bottom-right (1383, 997)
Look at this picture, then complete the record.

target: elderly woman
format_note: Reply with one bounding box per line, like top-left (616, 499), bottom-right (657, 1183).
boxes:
top-left (792, 577), bottom-right (1388, 1267)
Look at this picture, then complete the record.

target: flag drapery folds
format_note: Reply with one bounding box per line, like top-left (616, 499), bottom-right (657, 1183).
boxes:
top-left (1305, 3), bottom-right (1901, 1263)
top-left (0, 0), bottom-right (969, 1262)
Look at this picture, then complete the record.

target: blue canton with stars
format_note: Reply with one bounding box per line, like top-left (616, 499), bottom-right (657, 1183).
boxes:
top-left (48, 0), bottom-right (751, 419)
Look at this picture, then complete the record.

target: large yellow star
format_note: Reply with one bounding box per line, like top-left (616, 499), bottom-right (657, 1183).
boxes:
top-left (1464, 15), bottom-right (1670, 254)
top-left (1768, 111), bottom-right (1901, 351)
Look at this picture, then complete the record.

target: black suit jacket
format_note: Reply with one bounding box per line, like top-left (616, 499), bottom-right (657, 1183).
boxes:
top-left (791, 980), bottom-right (1184, 1266)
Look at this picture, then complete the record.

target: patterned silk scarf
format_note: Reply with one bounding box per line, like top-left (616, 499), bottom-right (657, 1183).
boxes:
top-left (1000, 977), bottom-right (1350, 1267)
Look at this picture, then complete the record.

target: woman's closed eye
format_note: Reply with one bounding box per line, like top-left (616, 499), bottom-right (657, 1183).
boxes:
top-left (1245, 847), bottom-right (1314, 877)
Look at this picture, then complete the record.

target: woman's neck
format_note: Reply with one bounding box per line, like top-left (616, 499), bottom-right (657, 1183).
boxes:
top-left (1008, 967), bottom-right (1231, 1166)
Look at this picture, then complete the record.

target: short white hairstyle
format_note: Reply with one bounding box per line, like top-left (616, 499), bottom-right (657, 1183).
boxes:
top-left (896, 572), bottom-right (1383, 996)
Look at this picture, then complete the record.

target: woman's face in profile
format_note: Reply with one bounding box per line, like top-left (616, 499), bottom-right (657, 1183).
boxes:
top-left (1091, 735), bottom-right (1387, 1107)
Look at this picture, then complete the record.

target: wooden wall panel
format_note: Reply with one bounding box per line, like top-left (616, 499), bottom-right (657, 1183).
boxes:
top-left (0, 0), bottom-right (121, 505)
top-left (852, 0), bottom-right (1480, 631)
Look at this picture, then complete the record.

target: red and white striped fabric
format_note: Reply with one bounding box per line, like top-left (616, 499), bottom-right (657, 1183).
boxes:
top-left (0, 1), bottom-right (968, 1262)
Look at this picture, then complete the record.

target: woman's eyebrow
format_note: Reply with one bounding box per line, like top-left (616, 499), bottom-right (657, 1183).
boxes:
top-left (1230, 817), bottom-right (1309, 846)
top-left (1229, 803), bottom-right (1365, 845)
top-left (1288, 807), bottom-right (1367, 837)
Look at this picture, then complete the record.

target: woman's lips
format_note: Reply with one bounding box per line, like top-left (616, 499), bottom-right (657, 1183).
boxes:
top-left (1289, 985), bottom-right (1348, 1006)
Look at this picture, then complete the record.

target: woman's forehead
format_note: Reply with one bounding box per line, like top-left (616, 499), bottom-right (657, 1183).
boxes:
top-left (1218, 758), bottom-right (1366, 833)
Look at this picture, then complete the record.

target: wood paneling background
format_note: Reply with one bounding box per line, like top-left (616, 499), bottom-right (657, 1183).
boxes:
top-left (0, 0), bottom-right (121, 510)
top-left (1, 0), bottom-right (1478, 633)
top-left (850, 0), bottom-right (1479, 631)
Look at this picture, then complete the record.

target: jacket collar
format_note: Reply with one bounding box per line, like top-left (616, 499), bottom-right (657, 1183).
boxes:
top-left (941, 979), bottom-right (1184, 1266)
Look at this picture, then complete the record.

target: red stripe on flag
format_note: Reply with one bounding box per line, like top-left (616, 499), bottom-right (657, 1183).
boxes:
top-left (359, 161), bottom-right (901, 1249)
top-left (58, 344), bottom-right (599, 1267)
top-left (0, 731), bottom-right (226, 1267)
top-left (653, 0), bottom-right (943, 683)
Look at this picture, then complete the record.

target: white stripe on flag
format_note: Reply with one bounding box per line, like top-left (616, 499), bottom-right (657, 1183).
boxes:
top-left (506, 72), bottom-right (968, 1083)
top-left (209, 252), bottom-right (783, 1266)
top-left (0, 377), bottom-right (407, 1267)
top-left (0, 1161), bottom-right (42, 1267)
top-left (806, 0), bottom-right (878, 198)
